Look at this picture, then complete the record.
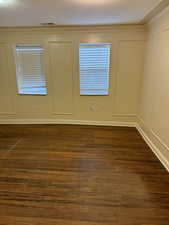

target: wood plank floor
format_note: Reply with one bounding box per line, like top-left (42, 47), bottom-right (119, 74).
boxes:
top-left (0, 124), bottom-right (168, 225)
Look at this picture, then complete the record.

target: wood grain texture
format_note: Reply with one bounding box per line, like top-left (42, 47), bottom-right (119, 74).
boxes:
top-left (0, 124), bottom-right (168, 225)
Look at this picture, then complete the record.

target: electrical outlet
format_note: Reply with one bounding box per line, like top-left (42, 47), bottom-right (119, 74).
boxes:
top-left (89, 105), bottom-right (95, 112)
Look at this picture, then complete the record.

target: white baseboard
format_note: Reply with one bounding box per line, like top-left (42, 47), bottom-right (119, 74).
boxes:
top-left (0, 119), bottom-right (136, 127)
top-left (136, 117), bottom-right (169, 172)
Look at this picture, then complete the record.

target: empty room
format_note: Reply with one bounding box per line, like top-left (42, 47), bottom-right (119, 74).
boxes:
top-left (0, 0), bottom-right (169, 224)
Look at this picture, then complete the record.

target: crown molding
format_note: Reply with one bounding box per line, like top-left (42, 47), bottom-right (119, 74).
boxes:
top-left (0, 24), bottom-right (145, 33)
top-left (141, 0), bottom-right (169, 24)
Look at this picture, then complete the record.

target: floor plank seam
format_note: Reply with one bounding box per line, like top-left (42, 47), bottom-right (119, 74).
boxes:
top-left (1, 138), bottom-right (22, 159)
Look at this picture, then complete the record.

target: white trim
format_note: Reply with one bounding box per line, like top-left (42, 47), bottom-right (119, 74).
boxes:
top-left (112, 114), bottom-right (137, 117)
top-left (148, 3), bottom-right (169, 25)
top-left (0, 25), bottom-right (145, 33)
top-left (0, 119), bottom-right (136, 127)
top-left (136, 118), bottom-right (169, 172)
top-left (141, 0), bottom-right (169, 24)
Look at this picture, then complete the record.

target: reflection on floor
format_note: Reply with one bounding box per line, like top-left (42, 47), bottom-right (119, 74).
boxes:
top-left (0, 124), bottom-right (168, 225)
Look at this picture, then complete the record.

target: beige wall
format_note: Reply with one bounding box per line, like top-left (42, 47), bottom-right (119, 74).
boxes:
top-left (0, 25), bottom-right (145, 123)
top-left (139, 7), bottom-right (169, 165)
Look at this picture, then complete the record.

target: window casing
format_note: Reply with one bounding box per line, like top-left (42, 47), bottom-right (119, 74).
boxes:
top-left (15, 44), bottom-right (47, 95)
top-left (79, 43), bottom-right (111, 96)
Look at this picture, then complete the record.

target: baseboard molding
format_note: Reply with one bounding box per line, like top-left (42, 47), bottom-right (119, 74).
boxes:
top-left (136, 117), bottom-right (169, 172)
top-left (0, 119), bottom-right (136, 127)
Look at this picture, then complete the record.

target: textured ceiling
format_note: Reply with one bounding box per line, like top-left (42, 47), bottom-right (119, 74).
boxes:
top-left (0, 0), bottom-right (162, 26)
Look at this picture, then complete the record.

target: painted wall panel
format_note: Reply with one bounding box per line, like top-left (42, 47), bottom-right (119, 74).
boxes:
top-left (0, 44), bottom-right (14, 114)
top-left (139, 7), bottom-right (169, 149)
top-left (0, 26), bottom-right (146, 122)
top-left (49, 42), bottom-right (73, 115)
top-left (115, 41), bottom-right (144, 115)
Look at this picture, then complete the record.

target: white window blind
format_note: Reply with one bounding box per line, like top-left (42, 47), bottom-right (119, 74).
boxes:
top-left (79, 43), bottom-right (111, 95)
top-left (15, 44), bottom-right (47, 95)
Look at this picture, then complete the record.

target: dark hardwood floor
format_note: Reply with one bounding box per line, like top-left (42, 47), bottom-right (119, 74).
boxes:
top-left (0, 124), bottom-right (168, 225)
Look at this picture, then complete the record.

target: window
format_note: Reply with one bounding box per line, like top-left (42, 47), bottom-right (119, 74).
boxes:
top-left (79, 43), bottom-right (111, 95)
top-left (15, 44), bottom-right (47, 95)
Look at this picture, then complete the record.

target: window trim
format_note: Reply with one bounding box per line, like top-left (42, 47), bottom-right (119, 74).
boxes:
top-left (14, 43), bottom-right (48, 96)
top-left (79, 43), bottom-right (111, 96)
